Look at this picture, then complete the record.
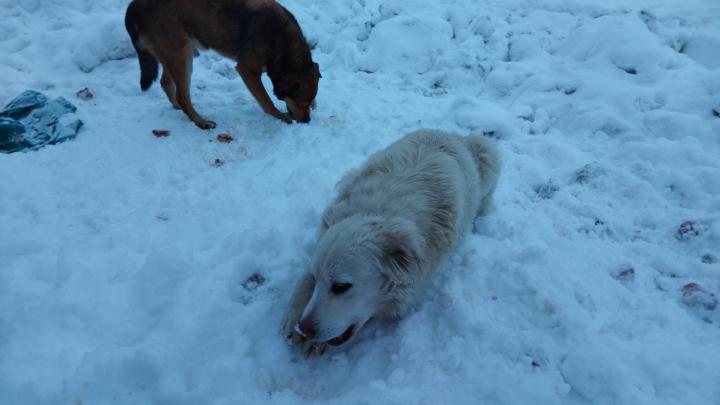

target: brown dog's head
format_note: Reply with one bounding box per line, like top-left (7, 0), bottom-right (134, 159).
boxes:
top-left (274, 62), bottom-right (321, 123)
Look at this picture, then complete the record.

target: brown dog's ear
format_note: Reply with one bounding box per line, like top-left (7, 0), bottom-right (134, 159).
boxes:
top-left (274, 75), bottom-right (298, 99)
top-left (313, 62), bottom-right (321, 78)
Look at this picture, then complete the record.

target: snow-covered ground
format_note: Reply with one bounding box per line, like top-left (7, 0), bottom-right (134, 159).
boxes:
top-left (1, 0), bottom-right (719, 403)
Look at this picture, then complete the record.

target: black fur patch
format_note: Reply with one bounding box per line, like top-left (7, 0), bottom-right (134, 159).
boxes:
top-left (125, 1), bottom-right (159, 90)
top-left (225, 3), bottom-right (312, 82)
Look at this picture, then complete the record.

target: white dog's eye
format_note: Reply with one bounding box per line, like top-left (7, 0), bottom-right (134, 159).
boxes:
top-left (331, 283), bottom-right (352, 295)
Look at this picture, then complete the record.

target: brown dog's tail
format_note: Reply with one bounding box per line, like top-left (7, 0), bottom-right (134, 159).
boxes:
top-left (125, 1), bottom-right (158, 91)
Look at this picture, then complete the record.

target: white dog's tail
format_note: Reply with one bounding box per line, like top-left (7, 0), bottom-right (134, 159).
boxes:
top-left (464, 135), bottom-right (501, 215)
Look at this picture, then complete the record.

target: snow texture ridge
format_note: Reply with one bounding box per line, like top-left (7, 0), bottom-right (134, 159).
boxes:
top-left (1, 0), bottom-right (719, 404)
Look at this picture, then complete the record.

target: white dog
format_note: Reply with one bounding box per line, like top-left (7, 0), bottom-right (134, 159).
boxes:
top-left (283, 129), bottom-right (501, 355)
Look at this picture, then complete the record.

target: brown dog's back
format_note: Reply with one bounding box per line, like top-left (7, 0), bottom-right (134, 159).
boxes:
top-left (125, 0), bottom-right (320, 127)
top-left (129, 0), bottom-right (297, 60)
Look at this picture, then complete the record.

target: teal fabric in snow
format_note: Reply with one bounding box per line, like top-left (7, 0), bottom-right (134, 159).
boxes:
top-left (0, 90), bottom-right (83, 153)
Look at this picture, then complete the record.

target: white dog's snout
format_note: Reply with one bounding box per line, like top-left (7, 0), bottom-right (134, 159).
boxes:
top-left (293, 323), bottom-right (307, 338)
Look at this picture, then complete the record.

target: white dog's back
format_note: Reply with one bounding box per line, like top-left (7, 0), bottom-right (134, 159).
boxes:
top-left (322, 129), bottom-right (500, 267)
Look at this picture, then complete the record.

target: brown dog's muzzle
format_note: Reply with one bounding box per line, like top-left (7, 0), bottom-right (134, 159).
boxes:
top-left (292, 112), bottom-right (310, 123)
top-left (285, 99), bottom-right (312, 123)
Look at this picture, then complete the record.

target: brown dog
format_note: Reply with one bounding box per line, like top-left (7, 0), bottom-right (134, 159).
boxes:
top-left (124, 0), bottom-right (320, 129)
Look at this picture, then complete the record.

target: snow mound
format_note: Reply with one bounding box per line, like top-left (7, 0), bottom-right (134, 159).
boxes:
top-left (70, 18), bottom-right (135, 73)
top-left (361, 15), bottom-right (453, 74)
top-left (1, 0), bottom-right (719, 404)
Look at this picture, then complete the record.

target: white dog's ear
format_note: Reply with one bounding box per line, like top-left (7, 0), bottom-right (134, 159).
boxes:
top-left (377, 221), bottom-right (423, 284)
top-left (383, 244), bottom-right (414, 282)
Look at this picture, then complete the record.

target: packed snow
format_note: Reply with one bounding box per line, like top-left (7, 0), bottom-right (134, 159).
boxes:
top-left (1, 0), bottom-right (719, 403)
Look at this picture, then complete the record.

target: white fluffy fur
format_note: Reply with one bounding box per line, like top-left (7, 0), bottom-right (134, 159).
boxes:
top-left (283, 129), bottom-right (501, 354)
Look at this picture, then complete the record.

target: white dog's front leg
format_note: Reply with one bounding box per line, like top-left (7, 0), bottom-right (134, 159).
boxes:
top-left (282, 272), bottom-right (315, 344)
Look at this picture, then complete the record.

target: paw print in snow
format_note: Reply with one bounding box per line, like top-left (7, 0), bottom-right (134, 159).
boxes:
top-left (675, 220), bottom-right (709, 241)
top-left (681, 283), bottom-right (717, 311)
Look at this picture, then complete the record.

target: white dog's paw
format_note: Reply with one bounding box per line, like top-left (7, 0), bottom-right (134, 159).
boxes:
top-left (284, 325), bottom-right (306, 346)
top-left (283, 324), bottom-right (330, 356)
top-left (301, 340), bottom-right (331, 357)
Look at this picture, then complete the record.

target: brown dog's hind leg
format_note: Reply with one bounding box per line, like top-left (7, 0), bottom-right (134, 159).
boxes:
top-left (160, 69), bottom-right (181, 109)
top-left (163, 43), bottom-right (216, 129)
top-left (236, 66), bottom-right (291, 123)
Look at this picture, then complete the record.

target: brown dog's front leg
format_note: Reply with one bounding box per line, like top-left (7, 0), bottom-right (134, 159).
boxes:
top-left (282, 272), bottom-right (315, 344)
top-left (236, 66), bottom-right (292, 123)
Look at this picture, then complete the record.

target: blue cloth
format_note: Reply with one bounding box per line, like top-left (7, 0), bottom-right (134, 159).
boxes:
top-left (0, 90), bottom-right (83, 153)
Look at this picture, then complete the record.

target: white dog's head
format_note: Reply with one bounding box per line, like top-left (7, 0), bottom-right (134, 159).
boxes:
top-left (295, 216), bottom-right (423, 347)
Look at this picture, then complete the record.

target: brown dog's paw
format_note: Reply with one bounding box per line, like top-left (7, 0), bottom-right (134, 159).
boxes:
top-left (204, 120), bottom-right (218, 129)
top-left (275, 111), bottom-right (293, 124)
top-left (196, 119), bottom-right (217, 130)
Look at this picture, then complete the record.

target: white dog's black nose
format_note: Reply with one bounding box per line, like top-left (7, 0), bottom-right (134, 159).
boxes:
top-left (298, 317), bottom-right (317, 339)
top-left (293, 323), bottom-right (306, 338)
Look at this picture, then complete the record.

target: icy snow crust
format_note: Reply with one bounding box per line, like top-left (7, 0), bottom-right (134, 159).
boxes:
top-left (1, 0), bottom-right (719, 404)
